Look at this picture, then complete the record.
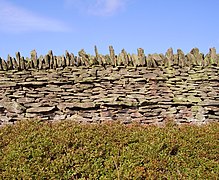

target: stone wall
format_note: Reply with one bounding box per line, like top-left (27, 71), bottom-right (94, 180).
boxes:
top-left (0, 47), bottom-right (219, 126)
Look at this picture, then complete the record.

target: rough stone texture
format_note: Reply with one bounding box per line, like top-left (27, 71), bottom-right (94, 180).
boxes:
top-left (30, 49), bottom-right (38, 68)
top-left (0, 47), bottom-right (219, 126)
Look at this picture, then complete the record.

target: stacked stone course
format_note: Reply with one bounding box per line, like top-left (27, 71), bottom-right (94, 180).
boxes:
top-left (0, 46), bottom-right (219, 126)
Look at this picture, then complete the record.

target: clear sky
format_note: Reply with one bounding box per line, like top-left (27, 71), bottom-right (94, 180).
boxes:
top-left (0, 0), bottom-right (219, 59)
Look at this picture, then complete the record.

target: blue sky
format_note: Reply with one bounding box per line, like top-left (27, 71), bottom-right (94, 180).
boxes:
top-left (0, 0), bottom-right (219, 59)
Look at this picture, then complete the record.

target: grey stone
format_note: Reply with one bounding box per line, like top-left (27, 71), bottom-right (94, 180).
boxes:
top-left (54, 114), bottom-right (66, 121)
top-left (0, 116), bottom-right (11, 122)
top-left (18, 81), bottom-right (48, 86)
top-left (165, 48), bottom-right (174, 67)
top-left (0, 99), bottom-right (26, 113)
top-left (30, 49), bottom-right (38, 68)
top-left (27, 106), bottom-right (56, 113)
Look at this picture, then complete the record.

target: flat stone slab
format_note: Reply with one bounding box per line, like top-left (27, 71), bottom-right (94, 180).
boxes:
top-left (18, 81), bottom-right (48, 86)
top-left (0, 82), bottom-right (17, 87)
top-left (26, 106), bottom-right (56, 113)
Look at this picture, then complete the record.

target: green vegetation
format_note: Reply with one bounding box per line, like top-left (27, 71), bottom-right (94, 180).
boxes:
top-left (0, 120), bottom-right (218, 179)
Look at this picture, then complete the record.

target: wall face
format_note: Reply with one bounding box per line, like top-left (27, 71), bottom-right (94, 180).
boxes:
top-left (0, 47), bottom-right (219, 126)
top-left (0, 66), bottom-right (218, 126)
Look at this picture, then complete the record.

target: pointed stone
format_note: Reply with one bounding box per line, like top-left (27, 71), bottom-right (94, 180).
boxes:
top-left (2, 59), bottom-right (8, 70)
top-left (57, 56), bottom-right (62, 68)
top-left (147, 54), bottom-right (158, 67)
top-left (78, 49), bottom-right (89, 66)
top-left (30, 49), bottom-right (38, 68)
top-left (38, 55), bottom-right (44, 69)
top-left (65, 50), bottom-right (70, 66)
top-left (151, 53), bottom-right (163, 66)
top-left (75, 56), bottom-right (82, 67)
top-left (137, 48), bottom-right (146, 66)
top-left (165, 48), bottom-right (174, 67)
top-left (94, 45), bottom-right (101, 65)
top-left (44, 55), bottom-right (49, 69)
top-left (27, 57), bottom-right (34, 69)
top-left (70, 53), bottom-right (75, 66)
top-left (12, 57), bottom-right (18, 70)
top-left (121, 49), bottom-right (129, 66)
top-left (7, 55), bottom-right (13, 70)
top-left (132, 54), bottom-right (138, 67)
top-left (186, 53), bottom-right (195, 66)
top-left (0, 58), bottom-right (3, 70)
top-left (127, 53), bottom-right (133, 66)
top-left (177, 49), bottom-right (186, 67)
top-left (159, 53), bottom-right (165, 66)
top-left (16, 52), bottom-right (21, 70)
top-left (109, 46), bottom-right (116, 66)
top-left (53, 56), bottom-right (57, 69)
top-left (48, 50), bottom-right (54, 69)
top-left (62, 55), bottom-right (66, 67)
top-left (190, 48), bottom-right (203, 66)
top-left (117, 53), bottom-right (123, 66)
top-left (99, 55), bottom-right (106, 66)
top-left (209, 47), bottom-right (217, 65)
top-left (20, 57), bottom-right (26, 70)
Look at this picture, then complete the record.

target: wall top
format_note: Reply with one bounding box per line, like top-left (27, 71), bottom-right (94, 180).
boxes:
top-left (0, 46), bottom-right (218, 71)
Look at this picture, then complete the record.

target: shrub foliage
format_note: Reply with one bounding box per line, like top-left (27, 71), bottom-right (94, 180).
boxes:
top-left (0, 120), bottom-right (218, 179)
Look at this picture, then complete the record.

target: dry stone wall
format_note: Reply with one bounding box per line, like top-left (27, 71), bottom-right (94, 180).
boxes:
top-left (0, 47), bottom-right (219, 126)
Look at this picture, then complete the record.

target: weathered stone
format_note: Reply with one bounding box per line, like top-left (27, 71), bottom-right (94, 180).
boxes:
top-left (54, 114), bottom-right (66, 121)
top-left (151, 53), bottom-right (163, 66)
top-left (137, 48), bottom-right (146, 66)
top-left (186, 53), bottom-right (196, 66)
top-left (25, 113), bottom-right (39, 118)
top-left (187, 95), bottom-right (202, 103)
top-left (11, 57), bottom-right (18, 70)
top-left (0, 48), bottom-right (219, 125)
top-left (78, 49), bottom-right (89, 66)
top-left (0, 99), bottom-right (26, 113)
top-left (173, 96), bottom-right (187, 102)
top-left (209, 47), bottom-right (217, 65)
top-left (57, 102), bottom-right (96, 111)
top-left (147, 54), bottom-right (158, 67)
top-left (30, 49), bottom-right (38, 68)
top-left (7, 55), bottom-right (13, 70)
top-left (69, 53), bottom-right (75, 66)
top-left (177, 49), bottom-right (186, 67)
top-left (0, 82), bottom-right (17, 88)
top-left (65, 50), bottom-right (70, 67)
top-left (61, 56), bottom-right (66, 68)
top-left (94, 46), bottom-right (99, 63)
top-left (69, 114), bottom-right (89, 123)
top-left (0, 116), bottom-right (11, 122)
top-left (19, 57), bottom-right (26, 70)
top-left (117, 49), bottom-right (128, 66)
top-left (17, 97), bottom-right (35, 104)
top-left (0, 104), bottom-right (4, 113)
top-left (26, 106), bottom-right (56, 113)
top-left (45, 85), bottom-right (63, 92)
top-left (27, 57), bottom-right (35, 69)
top-left (45, 54), bottom-right (50, 69)
top-left (24, 102), bottom-right (42, 108)
top-left (2, 59), bottom-right (8, 70)
top-left (26, 93), bottom-right (44, 98)
top-left (0, 57), bottom-right (3, 70)
top-left (208, 115), bottom-right (219, 119)
top-left (18, 81), bottom-right (48, 86)
top-left (48, 50), bottom-right (54, 68)
top-left (190, 48), bottom-right (204, 66)
top-left (109, 46), bottom-right (115, 66)
top-left (165, 48), bottom-right (174, 67)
